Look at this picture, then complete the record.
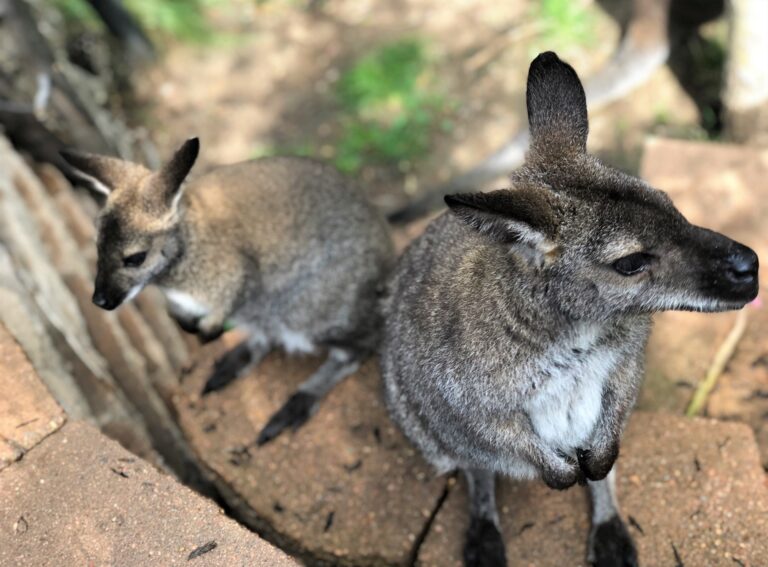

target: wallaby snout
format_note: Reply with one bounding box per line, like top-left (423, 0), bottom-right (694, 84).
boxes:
top-left (723, 242), bottom-right (758, 286)
top-left (683, 227), bottom-right (759, 310)
top-left (91, 274), bottom-right (133, 311)
top-left (91, 286), bottom-right (112, 310)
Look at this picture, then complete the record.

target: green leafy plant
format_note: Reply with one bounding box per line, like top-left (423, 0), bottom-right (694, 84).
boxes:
top-left (54, 0), bottom-right (219, 43)
top-left (532, 0), bottom-right (597, 50)
top-left (123, 0), bottom-right (212, 43)
top-left (333, 39), bottom-right (447, 173)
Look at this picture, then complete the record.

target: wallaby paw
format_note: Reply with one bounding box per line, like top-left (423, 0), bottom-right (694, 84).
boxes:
top-left (173, 315), bottom-right (201, 335)
top-left (201, 344), bottom-right (253, 395)
top-left (588, 515), bottom-right (638, 567)
top-left (577, 445), bottom-right (619, 481)
top-left (463, 517), bottom-right (507, 567)
top-left (256, 391), bottom-right (317, 446)
top-left (197, 325), bottom-right (224, 344)
top-left (542, 453), bottom-right (585, 490)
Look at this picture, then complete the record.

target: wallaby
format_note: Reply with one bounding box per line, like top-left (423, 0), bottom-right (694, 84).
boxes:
top-left (61, 141), bottom-right (394, 444)
top-left (387, 0), bottom-right (726, 224)
top-left (380, 52), bottom-right (758, 566)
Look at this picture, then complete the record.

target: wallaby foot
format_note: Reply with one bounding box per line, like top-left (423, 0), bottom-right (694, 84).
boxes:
top-left (587, 515), bottom-right (637, 567)
top-left (464, 516), bottom-right (506, 567)
top-left (201, 337), bottom-right (270, 395)
top-left (587, 470), bottom-right (637, 566)
top-left (257, 391), bottom-right (317, 445)
top-left (255, 347), bottom-right (362, 446)
top-left (463, 468), bottom-right (506, 567)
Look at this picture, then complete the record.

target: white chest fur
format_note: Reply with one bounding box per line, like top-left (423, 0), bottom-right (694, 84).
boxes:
top-left (278, 327), bottom-right (315, 354)
top-left (526, 323), bottom-right (619, 453)
top-left (163, 289), bottom-right (210, 318)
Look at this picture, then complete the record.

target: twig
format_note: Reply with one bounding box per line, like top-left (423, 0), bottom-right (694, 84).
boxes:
top-left (686, 309), bottom-right (749, 417)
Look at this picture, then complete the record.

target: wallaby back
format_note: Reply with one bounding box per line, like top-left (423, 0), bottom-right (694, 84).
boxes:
top-left (61, 143), bottom-right (394, 352)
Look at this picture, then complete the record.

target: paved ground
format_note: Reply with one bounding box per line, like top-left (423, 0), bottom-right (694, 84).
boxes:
top-left (0, 326), bottom-right (295, 567)
top-left (0, 326), bottom-right (65, 470)
top-left (177, 345), bottom-right (768, 566)
top-left (419, 413), bottom-right (768, 566)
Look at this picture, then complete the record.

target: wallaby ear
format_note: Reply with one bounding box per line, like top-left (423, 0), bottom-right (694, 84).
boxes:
top-left (445, 188), bottom-right (558, 254)
top-left (526, 51), bottom-right (588, 157)
top-left (156, 137), bottom-right (199, 208)
top-left (59, 149), bottom-right (134, 196)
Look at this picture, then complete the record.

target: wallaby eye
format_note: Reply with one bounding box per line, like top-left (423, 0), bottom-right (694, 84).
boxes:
top-left (123, 251), bottom-right (148, 268)
top-left (612, 252), bottom-right (654, 276)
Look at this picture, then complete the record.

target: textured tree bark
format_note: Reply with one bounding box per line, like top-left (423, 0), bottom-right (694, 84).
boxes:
top-left (0, 0), bottom-right (155, 174)
top-left (723, 0), bottom-right (768, 144)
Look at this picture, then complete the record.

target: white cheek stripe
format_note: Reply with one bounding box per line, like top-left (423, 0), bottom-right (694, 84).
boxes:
top-left (124, 284), bottom-right (145, 303)
top-left (163, 289), bottom-right (210, 318)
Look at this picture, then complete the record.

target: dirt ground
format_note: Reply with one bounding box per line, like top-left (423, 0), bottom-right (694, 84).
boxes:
top-left (138, 0), bottom-right (699, 211)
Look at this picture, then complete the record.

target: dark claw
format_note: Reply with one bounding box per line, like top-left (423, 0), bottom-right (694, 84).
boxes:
top-left (198, 325), bottom-right (224, 344)
top-left (174, 315), bottom-right (200, 335)
top-left (201, 342), bottom-right (254, 395)
top-left (464, 517), bottom-right (507, 567)
top-left (578, 445), bottom-right (619, 481)
top-left (589, 515), bottom-right (638, 567)
top-left (257, 391), bottom-right (317, 446)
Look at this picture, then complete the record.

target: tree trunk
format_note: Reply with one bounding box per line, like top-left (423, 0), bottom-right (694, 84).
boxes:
top-left (723, 0), bottom-right (768, 144)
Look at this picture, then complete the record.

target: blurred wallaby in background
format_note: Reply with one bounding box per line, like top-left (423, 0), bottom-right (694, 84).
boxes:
top-left (380, 52), bottom-right (758, 567)
top-left (387, 0), bottom-right (733, 224)
top-left (61, 142), bottom-right (394, 444)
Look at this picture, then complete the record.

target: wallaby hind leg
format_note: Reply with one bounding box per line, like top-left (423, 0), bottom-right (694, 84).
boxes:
top-left (201, 334), bottom-right (271, 395)
top-left (463, 468), bottom-right (506, 567)
top-left (257, 347), bottom-right (362, 445)
top-left (587, 469), bottom-right (637, 567)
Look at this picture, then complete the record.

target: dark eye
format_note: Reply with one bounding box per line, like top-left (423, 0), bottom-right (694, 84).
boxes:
top-left (612, 252), bottom-right (654, 276)
top-left (123, 251), bottom-right (148, 268)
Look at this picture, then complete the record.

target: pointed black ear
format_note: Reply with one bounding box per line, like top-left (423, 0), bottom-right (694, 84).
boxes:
top-left (445, 188), bottom-right (557, 249)
top-left (59, 149), bottom-right (134, 196)
top-left (526, 51), bottom-right (588, 156)
top-left (158, 138), bottom-right (199, 203)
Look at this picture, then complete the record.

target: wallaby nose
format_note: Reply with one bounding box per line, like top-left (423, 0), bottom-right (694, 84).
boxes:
top-left (724, 245), bottom-right (758, 285)
top-left (92, 289), bottom-right (109, 308)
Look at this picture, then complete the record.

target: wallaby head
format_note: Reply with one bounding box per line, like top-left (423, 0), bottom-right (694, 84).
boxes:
top-left (61, 138), bottom-right (200, 310)
top-left (445, 52), bottom-right (758, 321)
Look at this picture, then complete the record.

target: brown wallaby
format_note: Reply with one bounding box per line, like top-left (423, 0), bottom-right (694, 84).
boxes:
top-left (380, 52), bottom-right (758, 566)
top-left (61, 141), bottom-right (394, 444)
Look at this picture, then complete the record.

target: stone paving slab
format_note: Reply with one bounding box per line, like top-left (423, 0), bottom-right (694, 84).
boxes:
top-left (175, 335), bottom-right (447, 566)
top-left (418, 412), bottom-right (768, 566)
top-left (0, 421), bottom-right (296, 567)
top-left (0, 325), bottom-right (65, 471)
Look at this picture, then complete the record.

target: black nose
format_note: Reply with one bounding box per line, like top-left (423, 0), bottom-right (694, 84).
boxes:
top-left (724, 245), bottom-right (759, 285)
top-left (92, 289), bottom-right (109, 308)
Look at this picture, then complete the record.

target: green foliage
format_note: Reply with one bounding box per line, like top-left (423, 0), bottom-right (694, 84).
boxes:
top-left (333, 39), bottom-right (446, 173)
top-left (53, 0), bottom-right (102, 29)
top-left (533, 0), bottom-right (597, 50)
top-left (123, 0), bottom-right (211, 43)
top-left (53, 0), bottom-right (220, 43)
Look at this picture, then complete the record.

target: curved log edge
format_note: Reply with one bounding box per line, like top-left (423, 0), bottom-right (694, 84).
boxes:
top-left (175, 334), bottom-right (446, 566)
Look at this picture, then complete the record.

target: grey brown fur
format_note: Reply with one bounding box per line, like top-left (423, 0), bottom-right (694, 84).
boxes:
top-left (61, 143), bottom-right (394, 443)
top-left (380, 52), bottom-right (758, 566)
